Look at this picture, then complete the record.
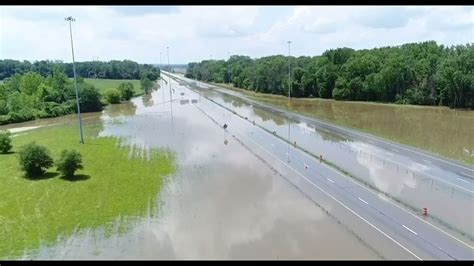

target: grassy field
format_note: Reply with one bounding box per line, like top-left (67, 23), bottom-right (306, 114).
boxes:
top-left (213, 82), bottom-right (474, 165)
top-left (75, 78), bottom-right (143, 97)
top-left (0, 124), bottom-right (175, 259)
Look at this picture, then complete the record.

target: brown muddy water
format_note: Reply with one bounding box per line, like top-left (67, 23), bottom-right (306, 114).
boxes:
top-left (15, 80), bottom-right (381, 259)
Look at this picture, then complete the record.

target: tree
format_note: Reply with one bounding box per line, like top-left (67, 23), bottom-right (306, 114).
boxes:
top-left (19, 71), bottom-right (44, 96)
top-left (56, 149), bottom-right (83, 178)
top-left (105, 90), bottom-right (121, 104)
top-left (141, 77), bottom-right (154, 94)
top-left (18, 142), bottom-right (54, 178)
top-left (118, 82), bottom-right (134, 101)
top-left (0, 130), bottom-right (12, 154)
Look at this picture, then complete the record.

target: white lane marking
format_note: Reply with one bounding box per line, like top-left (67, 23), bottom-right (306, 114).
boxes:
top-left (423, 159), bottom-right (432, 164)
top-left (233, 124), bottom-right (422, 260)
top-left (327, 178), bottom-right (335, 184)
top-left (457, 178), bottom-right (470, 184)
top-left (403, 225), bottom-right (418, 236)
top-left (271, 143), bottom-right (275, 147)
top-left (461, 172), bottom-right (473, 178)
top-left (358, 197), bottom-right (369, 205)
top-left (368, 140), bottom-right (375, 144)
top-left (183, 74), bottom-right (473, 251)
top-left (390, 148), bottom-right (399, 153)
top-left (386, 152), bottom-right (394, 156)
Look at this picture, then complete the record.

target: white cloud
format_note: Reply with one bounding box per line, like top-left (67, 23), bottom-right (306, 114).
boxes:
top-left (0, 5), bottom-right (472, 64)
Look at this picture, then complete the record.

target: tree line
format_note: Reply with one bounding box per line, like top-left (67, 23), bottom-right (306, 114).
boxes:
top-left (0, 59), bottom-right (159, 81)
top-left (0, 67), bottom-right (159, 125)
top-left (185, 41), bottom-right (473, 109)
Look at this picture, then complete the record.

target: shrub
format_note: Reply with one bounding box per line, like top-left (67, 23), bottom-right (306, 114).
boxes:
top-left (0, 130), bottom-right (12, 154)
top-left (118, 82), bottom-right (134, 101)
top-left (8, 109), bottom-right (36, 123)
top-left (105, 90), bottom-right (121, 104)
top-left (18, 142), bottom-right (54, 178)
top-left (56, 149), bottom-right (83, 178)
top-left (76, 83), bottom-right (103, 112)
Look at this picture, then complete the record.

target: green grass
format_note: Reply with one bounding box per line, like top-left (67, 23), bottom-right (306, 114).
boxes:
top-left (0, 124), bottom-right (175, 259)
top-left (74, 78), bottom-right (143, 97)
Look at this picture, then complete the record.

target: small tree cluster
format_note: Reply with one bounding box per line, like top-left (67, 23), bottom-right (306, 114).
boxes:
top-left (0, 130), bottom-right (12, 154)
top-left (18, 142), bottom-right (83, 179)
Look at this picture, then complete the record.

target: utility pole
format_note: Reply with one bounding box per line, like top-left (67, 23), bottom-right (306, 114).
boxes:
top-left (65, 16), bottom-right (84, 144)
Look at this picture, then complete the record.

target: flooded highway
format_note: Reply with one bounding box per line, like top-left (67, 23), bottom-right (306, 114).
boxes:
top-left (167, 73), bottom-right (473, 241)
top-left (18, 78), bottom-right (383, 260)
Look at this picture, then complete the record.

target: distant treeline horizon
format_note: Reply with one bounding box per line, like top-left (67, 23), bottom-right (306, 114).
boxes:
top-left (0, 59), bottom-right (160, 81)
top-left (185, 41), bottom-right (473, 109)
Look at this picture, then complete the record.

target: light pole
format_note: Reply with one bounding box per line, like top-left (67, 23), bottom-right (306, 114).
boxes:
top-left (287, 40), bottom-right (292, 107)
top-left (227, 52), bottom-right (232, 84)
top-left (167, 46), bottom-right (172, 102)
top-left (65, 16), bottom-right (84, 144)
top-left (160, 51), bottom-right (164, 105)
top-left (287, 40), bottom-right (292, 162)
top-left (209, 54), bottom-right (213, 81)
top-left (166, 46), bottom-right (174, 134)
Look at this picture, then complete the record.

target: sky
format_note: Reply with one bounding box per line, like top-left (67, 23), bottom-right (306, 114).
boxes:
top-left (0, 5), bottom-right (473, 64)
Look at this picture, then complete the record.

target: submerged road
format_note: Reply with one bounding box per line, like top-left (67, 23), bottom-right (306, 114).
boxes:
top-left (167, 73), bottom-right (474, 194)
top-left (163, 72), bottom-right (473, 260)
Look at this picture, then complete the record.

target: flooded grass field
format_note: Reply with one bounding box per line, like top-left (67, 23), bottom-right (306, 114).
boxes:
top-left (215, 83), bottom-right (474, 165)
top-left (0, 118), bottom-right (175, 259)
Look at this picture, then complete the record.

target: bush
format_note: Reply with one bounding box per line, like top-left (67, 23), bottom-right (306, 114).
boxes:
top-left (0, 130), bottom-right (12, 154)
top-left (118, 82), bottom-right (134, 101)
top-left (18, 142), bottom-right (54, 178)
top-left (56, 149), bottom-right (83, 178)
top-left (0, 115), bottom-right (10, 125)
top-left (76, 83), bottom-right (103, 112)
top-left (8, 109), bottom-right (36, 123)
top-left (105, 90), bottom-right (121, 104)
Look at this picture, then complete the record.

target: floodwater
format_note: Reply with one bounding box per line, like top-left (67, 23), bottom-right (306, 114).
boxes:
top-left (174, 76), bottom-right (473, 241)
top-left (18, 79), bottom-right (383, 259)
top-left (226, 86), bottom-right (474, 165)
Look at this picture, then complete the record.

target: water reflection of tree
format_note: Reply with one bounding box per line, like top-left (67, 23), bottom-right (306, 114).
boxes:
top-left (231, 100), bottom-right (243, 108)
top-left (142, 93), bottom-right (154, 107)
top-left (222, 96), bottom-right (232, 104)
top-left (253, 108), bottom-right (286, 126)
top-left (106, 102), bottom-right (137, 118)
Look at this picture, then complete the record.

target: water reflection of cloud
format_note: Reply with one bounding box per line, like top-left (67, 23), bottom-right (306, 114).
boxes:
top-left (349, 141), bottom-right (417, 196)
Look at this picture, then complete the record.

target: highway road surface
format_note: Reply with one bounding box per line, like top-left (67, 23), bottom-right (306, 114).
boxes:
top-left (162, 72), bottom-right (473, 260)
top-left (165, 72), bottom-right (474, 237)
